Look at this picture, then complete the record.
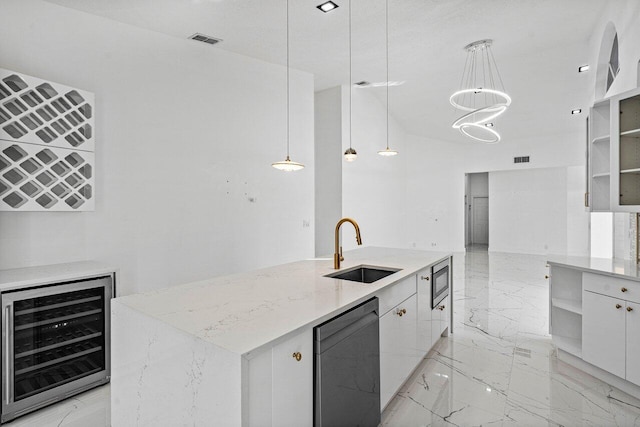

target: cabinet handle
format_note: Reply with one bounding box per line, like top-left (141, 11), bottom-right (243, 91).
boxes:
top-left (438, 305), bottom-right (445, 311)
top-left (420, 276), bottom-right (430, 281)
top-left (292, 352), bottom-right (302, 362)
top-left (622, 287), bottom-right (628, 293)
top-left (616, 304), bottom-right (622, 309)
top-left (628, 307), bottom-right (634, 312)
top-left (544, 275), bottom-right (549, 279)
top-left (5, 306), bottom-right (11, 404)
top-left (396, 308), bottom-right (407, 317)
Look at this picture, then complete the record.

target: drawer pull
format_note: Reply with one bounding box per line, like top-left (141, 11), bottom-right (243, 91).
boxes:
top-left (420, 276), bottom-right (430, 281)
top-left (292, 352), bottom-right (302, 362)
top-left (545, 275), bottom-right (549, 279)
top-left (622, 287), bottom-right (628, 293)
top-left (397, 308), bottom-right (407, 317)
top-left (438, 305), bottom-right (445, 311)
top-left (628, 307), bottom-right (634, 312)
top-left (616, 304), bottom-right (622, 309)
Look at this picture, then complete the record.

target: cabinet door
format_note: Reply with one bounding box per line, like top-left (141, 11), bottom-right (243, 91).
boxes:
top-left (416, 271), bottom-right (433, 355)
top-left (272, 328), bottom-right (313, 427)
top-left (583, 291), bottom-right (626, 378)
top-left (432, 299), bottom-right (449, 339)
top-left (626, 301), bottom-right (640, 386)
top-left (379, 294), bottom-right (418, 409)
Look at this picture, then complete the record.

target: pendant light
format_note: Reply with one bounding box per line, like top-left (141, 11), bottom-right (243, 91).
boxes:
top-left (450, 39), bottom-right (511, 144)
top-left (344, 0), bottom-right (357, 162)
top-left (378, 0), bottom-right (398, 157)
top-left (272, 0), bottom-right (305, 171)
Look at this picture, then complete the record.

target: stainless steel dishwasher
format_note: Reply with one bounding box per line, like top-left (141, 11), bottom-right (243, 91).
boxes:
top-left (314, 297), bottom-right (380, 427)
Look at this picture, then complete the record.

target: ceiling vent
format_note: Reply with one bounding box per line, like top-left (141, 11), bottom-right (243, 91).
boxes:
top-left (189, 33), bottom-right (223, 45)
top-left (514, 156), bottom-right (530, 164)
top-left (354, 81), bottom-right (371, 87)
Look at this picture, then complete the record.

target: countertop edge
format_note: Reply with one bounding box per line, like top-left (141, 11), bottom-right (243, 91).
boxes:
top-left (0, 260), bottom-right (119, 292)
top-left (547, 258), bottom-right (640, 282)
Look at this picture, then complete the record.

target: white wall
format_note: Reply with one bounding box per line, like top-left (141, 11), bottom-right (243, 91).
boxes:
top-left (314, 87), bottom-right (342, 257)
top-left (0, 0), bottom-right (315, 295)
top-left (588, 0), bottom-right (640, 100)
top-left (489, 168), bottom-right (572, 256)
top-left (341, 87), bottom-right (408, 251)
top-left (405, 135), bottom-right (464, 252)
top-left (403, 126), bottom-right (592, 254)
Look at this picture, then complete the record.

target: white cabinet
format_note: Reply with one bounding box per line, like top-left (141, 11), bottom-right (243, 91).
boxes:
top-left (548, 265), bottom-right (583, 357)
top-left (626, 301), bottom-right (640, 386)
top-left (379, 293), bottom-right (418, 409)
top-left (582, 291), bottom-right (626, 378)
top-left (588, 86), bottom-right (640, 212)
top-left (246, 328), bottom-right (313, 427)
top-left (612, 89), bottom-right (640, 211)
top-left (272, 329), bottom-right (313, 427)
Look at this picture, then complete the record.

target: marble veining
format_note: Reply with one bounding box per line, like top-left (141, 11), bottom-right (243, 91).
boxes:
top-left (11, 247), bottom-right (640, 426)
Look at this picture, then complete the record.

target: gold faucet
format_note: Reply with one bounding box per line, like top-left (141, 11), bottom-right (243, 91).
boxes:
top-left (334, 218), bottom-right (362, 269)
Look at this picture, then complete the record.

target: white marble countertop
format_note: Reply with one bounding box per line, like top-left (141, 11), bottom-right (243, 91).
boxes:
top-left (114, 246), bottom-right (450, 356)
top-left (547, 255), bottom-right (640, 282)
top-left (0, 260), bottom-right (117, 292)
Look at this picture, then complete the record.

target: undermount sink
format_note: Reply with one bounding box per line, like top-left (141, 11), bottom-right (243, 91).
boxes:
top-left (324, 265), bottom-right (400, 284)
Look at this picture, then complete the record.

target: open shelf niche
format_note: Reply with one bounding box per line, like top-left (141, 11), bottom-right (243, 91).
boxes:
top-left (549, 265), bottom-right (583, 357)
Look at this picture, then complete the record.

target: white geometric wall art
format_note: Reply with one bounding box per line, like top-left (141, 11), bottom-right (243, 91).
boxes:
top-left (0, 69), bottom-right (95, 211)
top-left (0, 140), bottom-right (95, 211)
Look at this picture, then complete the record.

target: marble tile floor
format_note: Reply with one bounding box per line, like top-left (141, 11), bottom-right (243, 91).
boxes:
top-left (9, 247), bottom-right (640, 426)
top-left (382, 248), bottom-right (640, 426)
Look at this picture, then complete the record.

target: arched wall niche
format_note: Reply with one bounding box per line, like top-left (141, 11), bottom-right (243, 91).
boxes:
top-left (595, 22), bottom-right (619, 100)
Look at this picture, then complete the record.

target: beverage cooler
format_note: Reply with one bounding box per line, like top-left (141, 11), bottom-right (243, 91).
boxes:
top-left (0, 271), bottom-right (114, 423)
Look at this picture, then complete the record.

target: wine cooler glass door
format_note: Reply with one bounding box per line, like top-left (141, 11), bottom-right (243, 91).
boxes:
top-left (1, 276), bottom-right (112, 423)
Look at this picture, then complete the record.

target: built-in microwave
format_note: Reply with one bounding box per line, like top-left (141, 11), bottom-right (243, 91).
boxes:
top-left (431, 260), bottom-right (449, 309)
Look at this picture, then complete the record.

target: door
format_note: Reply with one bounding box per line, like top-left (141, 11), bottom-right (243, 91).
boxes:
top-left (472, 197), bottom-right (489, 244)
top-left (582, 291), bottom-right (626, 378)
top-left (626, 301), bottom-right (640, 386)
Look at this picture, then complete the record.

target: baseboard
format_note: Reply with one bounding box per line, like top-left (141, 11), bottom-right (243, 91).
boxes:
top-left (557, 349), bottom-right (640, 400)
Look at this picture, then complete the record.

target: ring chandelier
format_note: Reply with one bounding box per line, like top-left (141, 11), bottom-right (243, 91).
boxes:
top-left (450, 40), bottom-right (510, 144)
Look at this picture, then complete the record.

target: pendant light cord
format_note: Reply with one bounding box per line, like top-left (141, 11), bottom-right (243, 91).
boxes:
top-left (385, 0), bottom-right (389, 150)
top-left (349, 0), bottom-right (352, 151)
top-left (286, 0), bottom-right (290, 158)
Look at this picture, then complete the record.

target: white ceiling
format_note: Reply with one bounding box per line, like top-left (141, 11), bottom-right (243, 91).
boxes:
top-left (45, 0), bottom-right (611, 144)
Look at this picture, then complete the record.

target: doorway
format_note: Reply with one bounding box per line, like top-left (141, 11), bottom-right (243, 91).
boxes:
top-left (465, 172), bottom-right (489, 249)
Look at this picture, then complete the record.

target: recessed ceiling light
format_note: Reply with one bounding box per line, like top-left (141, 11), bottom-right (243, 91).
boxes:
top-left (485, 123), bottom-right (494, 127)
top-left (317, 1), bottom-right (338, 12)
top-left (571, 109), bottom-right (582, 115)
top-left (578, 65), bottom-right (590, 73)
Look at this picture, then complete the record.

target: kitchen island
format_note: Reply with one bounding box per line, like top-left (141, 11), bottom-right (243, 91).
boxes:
top-left (111, 247), bottom-right (452, 426)
top-left (547, 255), bottom-right (640, 400)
